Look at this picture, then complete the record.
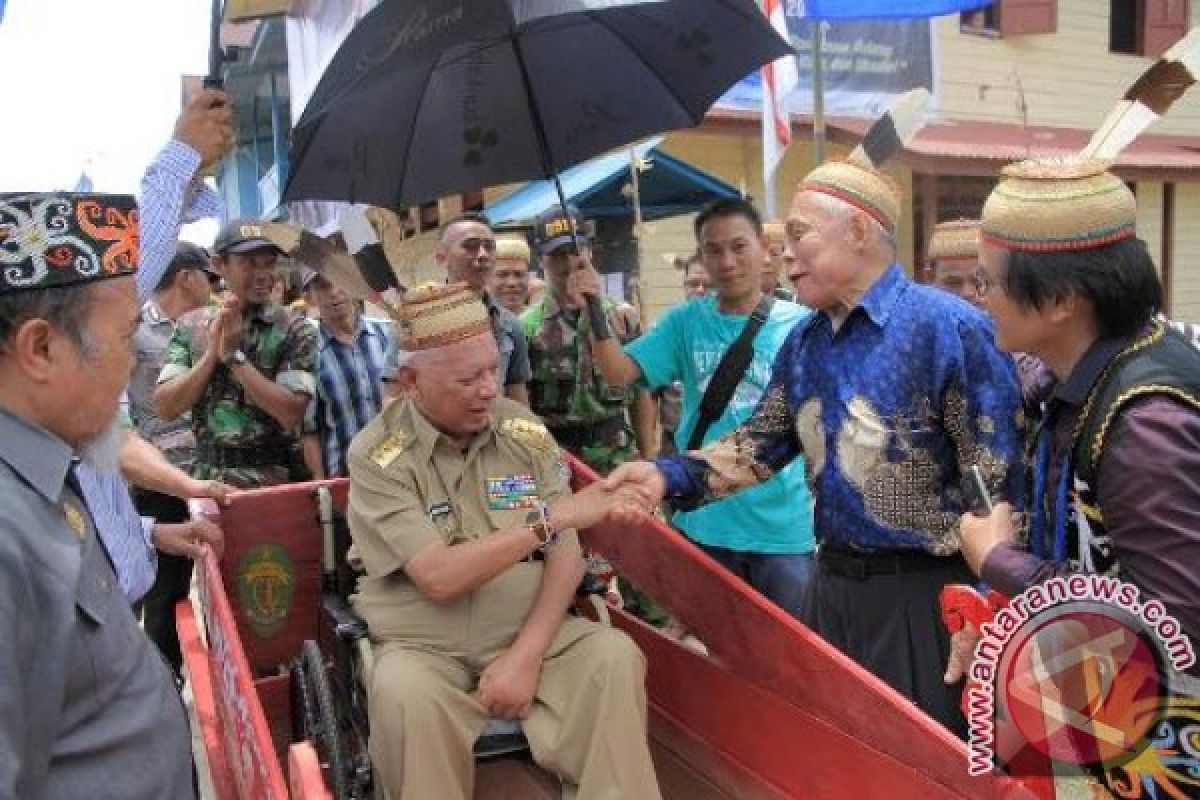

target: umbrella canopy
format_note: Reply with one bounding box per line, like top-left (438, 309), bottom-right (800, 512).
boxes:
top-left (283, 0), bottom-right (791, 211)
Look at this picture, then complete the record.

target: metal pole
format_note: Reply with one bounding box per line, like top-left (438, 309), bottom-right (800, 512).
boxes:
top-left (812, 20), bottom-right (827, 166)
top-left (205, 0), bottom-right (225, 90)
top-left (511, 35), bottom-right (577, 248)
top-left (765, 171), bottom-right (778, 219)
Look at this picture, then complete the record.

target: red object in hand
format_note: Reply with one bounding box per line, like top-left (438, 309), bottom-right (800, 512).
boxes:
top-left (940, 584), bottom-right (1008, 634)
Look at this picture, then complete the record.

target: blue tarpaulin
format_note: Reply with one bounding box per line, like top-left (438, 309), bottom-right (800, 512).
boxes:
top-left (485, 138), bottom-right (739, 225)
top-left (800, 0), bottom-right (993, 19)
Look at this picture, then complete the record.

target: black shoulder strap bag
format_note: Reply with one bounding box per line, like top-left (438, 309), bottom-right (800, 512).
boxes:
top-left (685, 294), bottom-right (775, 452)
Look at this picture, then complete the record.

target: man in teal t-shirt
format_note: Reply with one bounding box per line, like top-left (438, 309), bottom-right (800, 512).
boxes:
top-left (573, 198), bottom-right (815, 617)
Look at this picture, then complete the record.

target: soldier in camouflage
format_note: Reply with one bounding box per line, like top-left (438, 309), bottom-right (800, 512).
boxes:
top-left (521, 206), bottom-right (655, 475)
top-left (155, 219), bottom-right (317, 488)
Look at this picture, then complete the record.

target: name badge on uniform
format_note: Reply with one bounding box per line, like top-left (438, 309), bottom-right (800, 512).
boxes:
top-left (428, 501), bottom-right (460, 540)
top-left (428, 501), bottom-right (453, 525)
top-left (486, 474), bottom-right (540, 511)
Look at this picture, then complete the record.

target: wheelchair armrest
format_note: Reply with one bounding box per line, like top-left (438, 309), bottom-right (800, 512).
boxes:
top-left (320, 593), bottom-right (370, 642)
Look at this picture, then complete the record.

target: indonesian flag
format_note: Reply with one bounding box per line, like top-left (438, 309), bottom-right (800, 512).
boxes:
top-left (762, 0), bottom-right (798, 182)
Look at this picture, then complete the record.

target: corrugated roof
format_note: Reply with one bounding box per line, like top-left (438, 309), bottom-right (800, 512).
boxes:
top-left (704, 108), bottom-right (1200, 175)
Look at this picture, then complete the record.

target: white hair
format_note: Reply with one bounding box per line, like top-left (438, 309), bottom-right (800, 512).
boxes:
top-left (806, 191), bottom-right (897, 255)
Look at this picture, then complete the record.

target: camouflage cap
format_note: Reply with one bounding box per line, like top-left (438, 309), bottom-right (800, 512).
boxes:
top-left (0, 193), bottom-right (139, 294)
top-left (397, 282), bottom-right (491, 351)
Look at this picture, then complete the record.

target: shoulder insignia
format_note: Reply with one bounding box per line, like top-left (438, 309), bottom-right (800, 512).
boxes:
top-left (369, 431), bottom-right (411, 468)
top-left (500, 417), bottom-right (555, 453)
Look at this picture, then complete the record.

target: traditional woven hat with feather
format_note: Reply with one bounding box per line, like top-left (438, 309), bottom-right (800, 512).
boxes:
top-left (799, 88), bottom-right (931, 234)
top-left (983, 26), bottom-right (1200, 252)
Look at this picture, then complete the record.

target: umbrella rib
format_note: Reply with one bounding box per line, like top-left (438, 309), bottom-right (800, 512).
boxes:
top-left (586, 9), bottom-right (695, 121)
top-left (393, 50), bottom-right (447, 210)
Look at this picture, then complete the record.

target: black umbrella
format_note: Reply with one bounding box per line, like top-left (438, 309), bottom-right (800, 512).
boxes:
top-left (283, 0), bottom-right (792, 214)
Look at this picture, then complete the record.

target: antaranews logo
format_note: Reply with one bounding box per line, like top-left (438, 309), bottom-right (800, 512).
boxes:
top-left (965, 574), bottom-right (1196, 778)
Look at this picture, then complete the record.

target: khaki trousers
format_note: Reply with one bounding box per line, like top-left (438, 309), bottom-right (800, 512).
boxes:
top-left (368, 617), bottom-right (661, 800)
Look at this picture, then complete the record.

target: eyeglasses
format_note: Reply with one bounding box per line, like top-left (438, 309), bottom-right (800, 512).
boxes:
top-left (972, 264), bottom-right (995, 298)
top-left (459, 237), bottom-right (497, 254)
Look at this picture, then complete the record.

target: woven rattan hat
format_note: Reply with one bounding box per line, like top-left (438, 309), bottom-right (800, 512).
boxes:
top-left (927, 219), bottom-right (980, 262)
top-left (397, 282), bottom-right (491, 351)
top-left (495, 237), bottom-right (531, 263)
top-left (981, 158), bottom-right (1136, 252)
top-left (763, 221), bottom-right (786, 244)
top-left (800, 161), bottom-right (902, 234)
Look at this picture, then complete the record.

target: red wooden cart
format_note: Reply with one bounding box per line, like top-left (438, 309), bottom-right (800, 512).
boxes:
top-left (178, 455), bottom-right (1051, 799)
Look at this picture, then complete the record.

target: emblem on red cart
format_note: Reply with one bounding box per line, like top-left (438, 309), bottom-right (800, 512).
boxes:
top-left (236, 543), bottom-right (296, 638)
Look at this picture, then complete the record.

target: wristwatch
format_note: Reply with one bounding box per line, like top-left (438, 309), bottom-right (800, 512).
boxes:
top-left (525, 504), bottom-right (559, 550)
top-left (223, 349), bottom-right (248, 368)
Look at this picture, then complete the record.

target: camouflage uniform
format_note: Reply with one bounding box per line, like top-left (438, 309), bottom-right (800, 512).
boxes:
top-left (158, 303), bottom-right (317, 488)
top-left (521, 292), bottom-right (639, 475)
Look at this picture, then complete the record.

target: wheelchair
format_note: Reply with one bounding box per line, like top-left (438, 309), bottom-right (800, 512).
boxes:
top-left (289, 484), bottom-right (609, 800)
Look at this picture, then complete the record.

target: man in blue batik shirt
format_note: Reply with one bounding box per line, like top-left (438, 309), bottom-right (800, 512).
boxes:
top-left (606, 159), bottom-right (1025, 735)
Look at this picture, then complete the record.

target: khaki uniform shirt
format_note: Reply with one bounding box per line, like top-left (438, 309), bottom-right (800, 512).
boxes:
top-left (347, 396), bottom-right (577, 660)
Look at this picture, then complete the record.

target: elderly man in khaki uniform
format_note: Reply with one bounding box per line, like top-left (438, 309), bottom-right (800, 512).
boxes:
top-left (347, 284), bottom-right (661, 800)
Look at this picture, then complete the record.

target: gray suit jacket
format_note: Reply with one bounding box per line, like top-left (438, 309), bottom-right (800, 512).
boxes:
top-left (0, 407), bottom-right (194, 800)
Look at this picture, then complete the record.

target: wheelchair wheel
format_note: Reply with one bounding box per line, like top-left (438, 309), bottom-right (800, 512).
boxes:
top-left (295, 639), bottom-right (353, 800)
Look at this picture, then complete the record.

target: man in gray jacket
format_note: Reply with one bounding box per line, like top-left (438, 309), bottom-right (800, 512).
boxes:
top-left (0, 192), bottom-right (195, 799)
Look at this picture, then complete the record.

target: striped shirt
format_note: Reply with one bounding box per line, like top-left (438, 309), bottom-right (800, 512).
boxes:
top-left (135, 139), bottom-right (222, 302)
top-left (66, 138), bottom-right (223, 605)
top-left (73, 462), bottom-right (157, 605)
top-left (306, 316), bottom-right (395, 477)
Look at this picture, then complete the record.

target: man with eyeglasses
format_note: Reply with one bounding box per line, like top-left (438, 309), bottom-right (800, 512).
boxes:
top-left (435, 213), bottom-right (532, 405)
top-left (155, 219), bottom-right (317, 488)
top-left (961, 156), bottom-right (1200, 675)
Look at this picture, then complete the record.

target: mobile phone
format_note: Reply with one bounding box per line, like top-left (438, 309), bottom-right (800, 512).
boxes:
top-left (964, 465), bottom-right (994, 514)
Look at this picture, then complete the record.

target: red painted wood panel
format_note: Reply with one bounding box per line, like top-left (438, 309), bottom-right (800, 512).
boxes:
top-left (568, 454), bottom-right (1045, 800)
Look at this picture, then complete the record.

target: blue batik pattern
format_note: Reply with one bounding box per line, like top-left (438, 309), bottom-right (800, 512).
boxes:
top-left (657, 264), bottom-right (1026, 554)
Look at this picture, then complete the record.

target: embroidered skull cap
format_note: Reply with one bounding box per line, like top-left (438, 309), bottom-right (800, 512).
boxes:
top-left (0, 193), bottom-right (139, 294)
